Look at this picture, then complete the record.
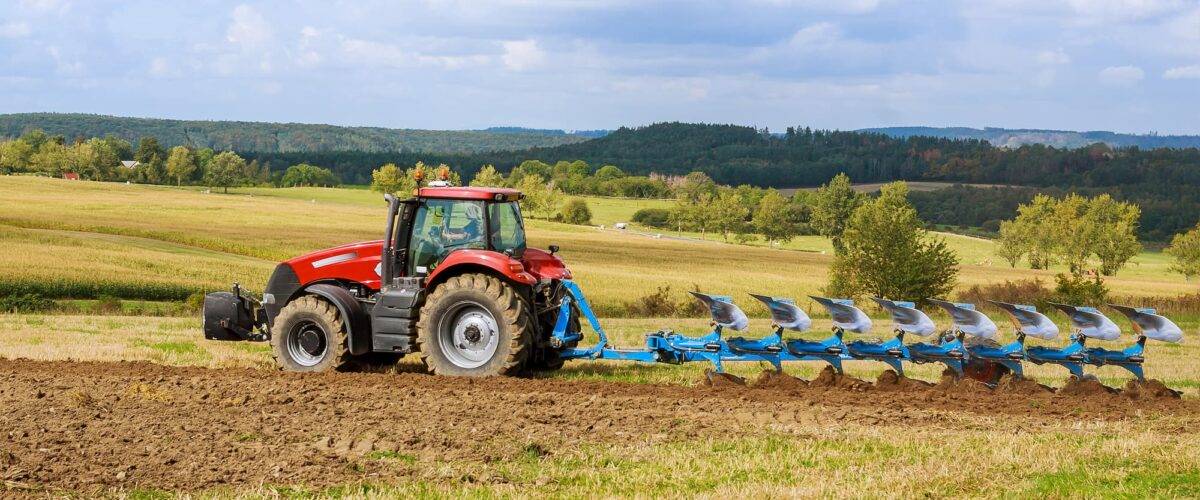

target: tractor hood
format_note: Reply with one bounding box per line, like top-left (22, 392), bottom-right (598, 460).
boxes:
top-left (283, 240), bottom-right (569, 292)
top-left (285, 240), bottom-right (386, 291)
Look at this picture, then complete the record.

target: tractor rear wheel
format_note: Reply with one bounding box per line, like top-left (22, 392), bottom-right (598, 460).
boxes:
top-left (270, 295), bottom-right (353, 372)
top-left (529, 304), bottom-right (579, 372)
top-left (416, 274), bottom-right (531, 376)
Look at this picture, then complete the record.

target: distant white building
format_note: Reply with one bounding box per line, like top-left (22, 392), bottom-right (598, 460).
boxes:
top-left (120, 160), bottom-right (140, 169)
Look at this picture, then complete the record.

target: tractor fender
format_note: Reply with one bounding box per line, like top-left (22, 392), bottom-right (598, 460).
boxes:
top-left (303, 283), bottom-right (371, 355)
top-left (425, 250), bottom-right (537, 288)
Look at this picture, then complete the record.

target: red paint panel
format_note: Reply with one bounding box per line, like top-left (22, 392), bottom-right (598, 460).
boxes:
top-left (427, 249), bottom-right (538, 285)
top-left (417, 186), bottom-right (522, 201)
top-left (520, 247), bottom-right (571, 280)
top-left (285, 240), bottom-right (385, 291)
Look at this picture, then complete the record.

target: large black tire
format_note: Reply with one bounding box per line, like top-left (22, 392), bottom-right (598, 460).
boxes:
top-left (529, 305), bottom-right (580, 372)
top-left (270, 295), bottom-right (353, 372)
top-left (416, 274), bottom-right (531, 376)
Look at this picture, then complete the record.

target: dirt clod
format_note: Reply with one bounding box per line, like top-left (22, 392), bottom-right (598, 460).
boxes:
top-left (810, 366), bottom-right (871, 391)
top-left (1059, 376), bottom-right (1120, 397)
top-left (995, 374), bottom-right (1054, 396)
top-left (936, 369), bottom-right (993, 394)
top-left (874, 369), bottom-right (934, 392)
top-left (1123, 379), bottom-right (1181, 400)
top-left (703, 370), bottom-right (746, 388)
top-left (752, 370), bottom-right (807, 390)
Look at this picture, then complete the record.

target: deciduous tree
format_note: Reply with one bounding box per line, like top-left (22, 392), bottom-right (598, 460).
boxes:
top-left (753, 189), bottom-right (800, 244)
top-left (470, 164), bottom-right (506, 187)
top-left (810, 173), bottom-right (862, 254)
top-left (560, 198), bottom-right (592, 225)
top-left (166, 146), bottom-right (197, 186)
top-left (1167, 225), bottom-right (1200, 281)
top-left (205, 151), bottom-right (247, 193)
top-left (370, 163), bottom-right (414, 195)
top-left (827, 182), bottom-right (959, 302)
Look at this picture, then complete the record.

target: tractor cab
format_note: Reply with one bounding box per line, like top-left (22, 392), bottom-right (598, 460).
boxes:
top-left (400, 187), bottom-right (527, 278)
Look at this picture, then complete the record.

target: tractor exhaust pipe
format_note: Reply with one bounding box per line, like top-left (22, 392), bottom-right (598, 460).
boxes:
top-left (202, 283), bottom-right (268, 341)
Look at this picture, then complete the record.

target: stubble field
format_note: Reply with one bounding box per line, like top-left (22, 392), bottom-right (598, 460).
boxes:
top-left (1, 175), bottom-right (1198, 497)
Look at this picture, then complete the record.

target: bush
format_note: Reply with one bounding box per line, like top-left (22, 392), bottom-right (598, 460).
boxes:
top-left (0, 293), bottom-right (55, 313)
top-left (622, 284), bottom-right (711, 317)
top-left (624, 286), bottom-right (678, 317)
top-left (560, 199), bottom-right (592, 225)
top-left (1052, 273), bottom-right (1109, 306)
top-left (178, 292), bottom-right (207, 315)
top-left (95, 295), bottom-right (123, 314)
top-left (631, 208), bottom-right (671, 228)
top-left (957, 279), bottom-right (1051, 307)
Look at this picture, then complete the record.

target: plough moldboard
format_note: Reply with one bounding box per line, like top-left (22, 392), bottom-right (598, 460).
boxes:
top-left (548, 280), bottom-right (1185, 388)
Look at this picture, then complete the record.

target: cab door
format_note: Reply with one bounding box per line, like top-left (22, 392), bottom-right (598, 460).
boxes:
top-left (406, 198), bottom-right (486, 277)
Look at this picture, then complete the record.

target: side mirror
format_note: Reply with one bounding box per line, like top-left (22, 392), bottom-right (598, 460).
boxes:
top-left (548, 245), bottom-right (560, 255)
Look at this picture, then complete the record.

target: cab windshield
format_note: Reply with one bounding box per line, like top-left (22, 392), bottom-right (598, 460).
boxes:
top-left (488, 201), bottom-right (526, 256)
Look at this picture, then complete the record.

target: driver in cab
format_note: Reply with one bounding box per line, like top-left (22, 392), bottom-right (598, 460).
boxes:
top-left (441, 203), bottom-right (483, 248)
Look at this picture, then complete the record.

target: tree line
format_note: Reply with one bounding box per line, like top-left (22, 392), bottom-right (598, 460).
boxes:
top-left (0, 130), bottom-right (339, 192)
top-left (0, 113), bottom-right (589, 154)
top-left (242, 123), bottom-right (1200, 241)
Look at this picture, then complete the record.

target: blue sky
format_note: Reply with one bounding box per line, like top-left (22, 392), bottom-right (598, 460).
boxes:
top-left (1, 0), bottom-right (1197, 133)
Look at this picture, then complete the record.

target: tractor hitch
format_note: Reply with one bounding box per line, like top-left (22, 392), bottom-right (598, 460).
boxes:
top-left (203, 283), bottom-right (268, 342)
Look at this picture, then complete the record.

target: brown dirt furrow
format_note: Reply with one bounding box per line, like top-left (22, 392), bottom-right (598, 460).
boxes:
top-left (1, 358), bottom-right (1198, 494)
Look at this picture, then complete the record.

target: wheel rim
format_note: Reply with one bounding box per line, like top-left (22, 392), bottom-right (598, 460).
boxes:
top-left (287, 319), bottom-right (328, 367)
top-left (437, 301), bottom-right (500, 369)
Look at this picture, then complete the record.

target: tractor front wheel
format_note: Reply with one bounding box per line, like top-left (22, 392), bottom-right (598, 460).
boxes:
top-left (270, 295), bottom-right (353, 372)
top-left (416, 274), bottom-right (531, 376)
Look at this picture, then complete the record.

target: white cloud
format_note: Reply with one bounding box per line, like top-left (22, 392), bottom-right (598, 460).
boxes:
top-left (18, 0), bottom-right (69, 13)
top-left (148, 57), bottom-right (177, 78)
top-left (338, 37), bottom-right (490, 70)
top-left (1166, 7), bottom-right (1200, 53)
top-left (0, 21), bottom-right (31, 38)
top-left (1036, 48), bottom-right (1070, 65)
top-left (788, 22), bottom-right (841, 48)
top-left (340, 38), bottom-right (407, 67)
top-left (754, 0), bottom-right (881, 14)
top-left (46, 45), bottom-right (84, 76)
top-left (226, 4), bottom-right (272, 47)
top-left (1065, 0), bottom-right (1188, 22)
top-left (502, 39), bottom-right (545, 71)
top-left (1098, 65), bottom-right (1144, 85)
top-left (1164, 65), bottom-right (1200, 79)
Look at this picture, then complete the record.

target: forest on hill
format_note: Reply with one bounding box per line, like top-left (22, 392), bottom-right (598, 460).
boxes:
top-left (6, 116), bottom-right (1199, 241)
top-left (861, 126), bottom-right (1200, 150)
top-left (0, 113), bottom-right (590, 154)
top-left (243, 123), bottom-right (1200, 240)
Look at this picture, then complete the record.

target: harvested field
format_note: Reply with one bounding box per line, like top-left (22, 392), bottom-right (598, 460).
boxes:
top-left (3, 358), bottom-right (1200, 497)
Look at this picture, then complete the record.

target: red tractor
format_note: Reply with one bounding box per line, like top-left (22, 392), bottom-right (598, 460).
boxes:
top-left (202, 186), bottom-right (574, 376)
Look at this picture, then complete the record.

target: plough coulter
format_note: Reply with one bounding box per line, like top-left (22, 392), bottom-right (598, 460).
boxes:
top-left (201, 182), bottom-right (1185, 387)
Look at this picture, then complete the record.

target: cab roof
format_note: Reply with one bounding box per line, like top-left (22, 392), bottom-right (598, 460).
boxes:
top-left (417, 186), bottom-right (523, 201)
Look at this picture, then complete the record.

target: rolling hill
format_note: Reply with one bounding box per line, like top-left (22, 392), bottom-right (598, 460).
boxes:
top-left (860, 126), bottom-right (1200, 149)
top-left (0, 113), bottom-right (592, 154)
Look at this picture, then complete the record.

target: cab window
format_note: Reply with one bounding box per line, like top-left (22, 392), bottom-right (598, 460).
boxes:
top-left (407, 199), bottom-right (485, 275)
top-left (488, 201), bottom-right (526, 256)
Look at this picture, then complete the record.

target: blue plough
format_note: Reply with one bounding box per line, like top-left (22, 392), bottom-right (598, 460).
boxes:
top-left (548, 279), bottom-right (1184, 384)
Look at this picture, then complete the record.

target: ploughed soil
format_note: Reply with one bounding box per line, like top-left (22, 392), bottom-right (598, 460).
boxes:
top-left (1, 358), bottom-right (1198, 494)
